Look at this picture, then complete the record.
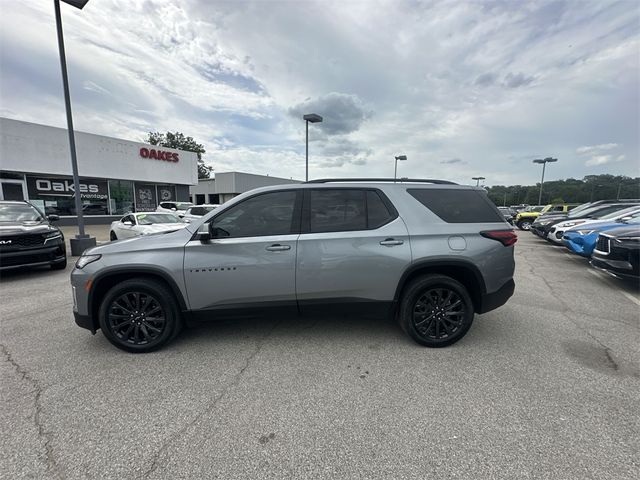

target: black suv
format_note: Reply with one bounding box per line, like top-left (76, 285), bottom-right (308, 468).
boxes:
top-left (0, 201), bottom-right (67, 271)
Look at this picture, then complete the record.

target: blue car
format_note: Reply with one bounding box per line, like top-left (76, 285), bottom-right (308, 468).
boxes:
top-left (563, 215), bottom-right (640, 257)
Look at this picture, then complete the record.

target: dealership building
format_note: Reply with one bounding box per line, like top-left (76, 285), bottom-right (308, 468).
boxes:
top-left (0, 117), bottom-right (198, 224)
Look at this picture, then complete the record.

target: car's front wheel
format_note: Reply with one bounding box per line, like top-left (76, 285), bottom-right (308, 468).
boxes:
top-left (98, 278), bottom-right (181, 353)
top-left (399, 274), bottom-right (475, 347)
top-left (517, 220), bottom-right (532, 230)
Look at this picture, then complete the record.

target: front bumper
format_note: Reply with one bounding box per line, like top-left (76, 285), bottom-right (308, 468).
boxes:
top-left (74, 311), bottom-right (98, 334)
top-left (0, 242), bottom-right (66, 270)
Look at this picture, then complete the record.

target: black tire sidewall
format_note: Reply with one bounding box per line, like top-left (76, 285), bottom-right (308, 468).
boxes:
top-left (98, 279), bottom-right (178, 353)
top-left (399, 275), bottom-right (474, 348)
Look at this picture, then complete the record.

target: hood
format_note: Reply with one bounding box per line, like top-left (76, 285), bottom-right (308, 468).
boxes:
top-left (87, 226), bottom-right (192, 255)
top-left (0, 220), bottom-right (58, 236)
top-left (602, 226), bottom-right (640, 240)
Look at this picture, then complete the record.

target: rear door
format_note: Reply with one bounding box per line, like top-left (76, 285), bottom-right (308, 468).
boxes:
top-left (183, 189), bottom-right (301, 313)
top-left (296, 188), bottom-right (411, 312)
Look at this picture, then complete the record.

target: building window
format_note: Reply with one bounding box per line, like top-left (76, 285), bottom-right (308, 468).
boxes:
top-left (195, 194), bottom-right (205, 205)
top-left (26, 175), bottom-right (109, 216)
top-left (134, 183), bottom-right (158, 212)
top-left (108, 180), bottom-right (134, 215)
top-left (156, 184), bottom-right (177, 203)
top-left (208, 194), bottom-right (220, 204)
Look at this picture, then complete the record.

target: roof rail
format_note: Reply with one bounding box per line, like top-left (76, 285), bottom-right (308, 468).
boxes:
top-left (305, 178), bottom-right (458, 185)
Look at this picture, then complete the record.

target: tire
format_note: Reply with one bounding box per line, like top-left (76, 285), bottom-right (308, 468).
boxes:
top-left (517, 220), bottom-right (532, 231)
top-left (98, 278), bottom-right (182, 353)
top-left (110, 231), bottom-right (117, 241)
top-left (398, 274), bottom-right (475, 348)
top-left (50, 257), bottom-right (67, 270)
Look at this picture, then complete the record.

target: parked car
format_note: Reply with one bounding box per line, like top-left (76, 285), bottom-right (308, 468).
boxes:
top-left (532, 201), bottom-right (640, 239)
top-left (563, 211), bottom-right (640, 257)
top-left (72, 179), bottom-right (517, 353)
top-left (497, 207), bottom-right (517, 224)
top-left (547, 206), bottom-right (640, 245)
top-left (514, 204), bottom-right (578, 230)
top-left (591, 226), bottom-right (640, 280)
top-left (109, 212), bottom-right (187, 240)
top-left (182, 204), bottom-right (220, 223)
top-left (156, 201), bottom-right (194, 217)
top-left (0, 200), bottom-right (66, 271)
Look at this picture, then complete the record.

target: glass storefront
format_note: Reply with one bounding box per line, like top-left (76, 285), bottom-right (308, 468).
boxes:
top-left (19, 174), bottom-right (184, 216)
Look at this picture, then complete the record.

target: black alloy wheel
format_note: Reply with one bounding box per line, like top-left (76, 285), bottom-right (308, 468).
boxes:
top-left (412, 288), bottom-right (466, 340)
top-left (399, 274), bottom-right (474, 347)
top-left (98, 278), bottom-right (180, 352)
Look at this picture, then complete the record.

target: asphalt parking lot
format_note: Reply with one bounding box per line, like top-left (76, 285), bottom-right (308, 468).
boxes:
top-left (1, 232), bottom-right (638, 479)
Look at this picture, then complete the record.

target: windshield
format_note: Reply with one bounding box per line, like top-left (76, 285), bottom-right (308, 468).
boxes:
top-left (136, 213), bottom-right (182, 225)
top-left (0, 203), bottom-right (44, 223)
top-left (600, 206), bottom-right (640, 220)
top-left (176, 202), bottom-right (194, 210)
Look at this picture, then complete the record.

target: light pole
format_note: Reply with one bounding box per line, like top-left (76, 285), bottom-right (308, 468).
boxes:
top-left (303, 113), bottom-right (323, 181)
top-left (533, 157), bottom-right (557, 205)
top-left (54, 0), bottom-right (96, 256)
top-left (394, 155), bottom-right (407, 182)
top-left (472, 176), bottom-right (485, 186)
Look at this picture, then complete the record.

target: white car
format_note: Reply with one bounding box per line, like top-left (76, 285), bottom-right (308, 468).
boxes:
top-left (181, 204), bottom-right (220, 223)
top-left (156, 201), bottom-right (194, 217)
top-left (548, 206), bottom-right (640, 244)
top-left (109, 212), bottom-right (187, 240)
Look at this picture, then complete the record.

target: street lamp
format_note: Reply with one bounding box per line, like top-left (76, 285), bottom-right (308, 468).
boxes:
top-left (54, 0), bottom-right (96, 256)
top-left (394, 155), bottom-right (407, 182)
top-left (472, 176), bottom-right (485, 186)
top-left (533, 157), bottom-right (557, 205)
top-left (303, 113), bottom-right (323, 181)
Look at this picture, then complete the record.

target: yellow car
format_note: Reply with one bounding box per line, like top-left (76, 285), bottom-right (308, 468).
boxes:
top-left (515, 204), bottom-right (576, 230)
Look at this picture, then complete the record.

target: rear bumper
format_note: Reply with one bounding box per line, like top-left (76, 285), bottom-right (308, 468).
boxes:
top-left (478, 278), bottom-right (515, 314)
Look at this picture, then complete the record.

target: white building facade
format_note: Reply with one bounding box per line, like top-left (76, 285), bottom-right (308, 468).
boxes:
top-left (0, 117), bottom-right (198, 224)
top-left (189, 172), bottom-right (300, 205)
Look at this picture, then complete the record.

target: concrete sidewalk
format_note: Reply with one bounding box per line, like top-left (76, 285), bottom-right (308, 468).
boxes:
top-left (59, 225), bottom-right (111, 254)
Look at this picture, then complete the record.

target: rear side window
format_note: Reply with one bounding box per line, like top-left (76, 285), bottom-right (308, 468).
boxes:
top-left (367, 190), bottom-right (394, 228)
top-left (407, 188), bottom-right (504, 223)
top-left (310, 190), bottom-right (366, 232)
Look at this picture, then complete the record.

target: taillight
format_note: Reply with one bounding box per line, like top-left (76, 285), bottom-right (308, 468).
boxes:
top-left (480, 230), bottom-right (518, 247)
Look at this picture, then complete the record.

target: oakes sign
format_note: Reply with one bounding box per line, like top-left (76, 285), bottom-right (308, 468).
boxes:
top-left (139, 147), bottom-right (179, 163)
top-left (26, 176), bottom-right (108, 200)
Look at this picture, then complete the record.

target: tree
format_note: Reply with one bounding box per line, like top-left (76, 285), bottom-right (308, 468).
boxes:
top-left (146, 131), bottom-right (212, 179)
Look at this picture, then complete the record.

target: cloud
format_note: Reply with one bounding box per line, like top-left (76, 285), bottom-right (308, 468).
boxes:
top-left (440, 158), bottom-right (465, 164)
top-left (576, 143), bottom-right (619, 155)
top-left (502, 72), bottom-right (535, 89)
top-left (585, 154), bottom-right (625, 166)
top-left (474, 73), bottom-right (497, 87)
top-left (288, 92), bottom-right (371, 135)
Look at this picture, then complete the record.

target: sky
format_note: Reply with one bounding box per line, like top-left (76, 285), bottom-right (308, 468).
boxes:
top-left (0, 0), bottom-right (638, 186)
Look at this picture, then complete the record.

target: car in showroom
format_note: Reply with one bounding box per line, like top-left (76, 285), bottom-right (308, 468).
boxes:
top-left (156, 201), bottom-right (194, 217)
top-left (591, 226), bottom-right (640, 280)
top-left (109, 212), bottom-right (187, 240)
top-left (71, 179), bottom-right (517, 353)
top-left (532, 201), bottom-right (640, 239)
top-left (181, 204), bottom-right (220, 223)
top-left (563, 211), bottom-right (640, 257)
top-left (0, 200), bottom-right (66, 271)
top-left (547, 206), bottom-right (640, 245)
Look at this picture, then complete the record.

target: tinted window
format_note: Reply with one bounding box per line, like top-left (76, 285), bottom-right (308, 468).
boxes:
top-left (407, 188), bottom-right (504, 223)
top-left (367, 190), bottom-right (394, 228)
top-left (190, 207), bottom-right (204, 216)
top-left (212, 191), bottom-right (297, 238)
top-left (310, 190), bottom-right (366, 233)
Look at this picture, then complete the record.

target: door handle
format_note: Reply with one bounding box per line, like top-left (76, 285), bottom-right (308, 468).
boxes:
top-left (265, 244), bottom-right (291, 251)
top-left (379, 238), bottom-right (404, 246)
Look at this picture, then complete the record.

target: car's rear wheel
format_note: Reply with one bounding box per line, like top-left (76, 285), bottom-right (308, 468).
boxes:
top-left (98, 278), bottom-right (181, 353)
top-left (399, 274), bottom-right (474, 347)
top-left (110, 231), bottom-right (117, 241)
top-left (517, 220), bottom-right (532, 230)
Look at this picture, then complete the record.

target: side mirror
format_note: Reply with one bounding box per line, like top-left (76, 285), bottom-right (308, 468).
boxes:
top-left (171, 207), bottom-right (177, 211)
top-left (47, 215), bottom-right (59, 222)
top-left (620, 216), bottom-right (632, 222)
top-left (123, 220), bottom-right (133, 226)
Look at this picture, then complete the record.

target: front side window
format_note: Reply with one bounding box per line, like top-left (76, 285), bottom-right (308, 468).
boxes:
top-left (212, 191), bottom-right (297, 238)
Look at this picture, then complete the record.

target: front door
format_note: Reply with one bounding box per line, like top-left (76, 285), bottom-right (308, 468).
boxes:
top-left (183, 190), bottom-right (301, 314)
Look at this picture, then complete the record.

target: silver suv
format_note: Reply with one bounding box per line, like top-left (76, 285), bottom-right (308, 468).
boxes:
top-left (71, 179), bottom-right (516, 352)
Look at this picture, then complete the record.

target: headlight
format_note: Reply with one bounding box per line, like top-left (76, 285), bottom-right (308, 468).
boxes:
top-left (75, 254), bottom-right (101, 269)
top-left (44, 230), bottom-right (62, 239)
top-left (561, 221), bottom-right (585, 228)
